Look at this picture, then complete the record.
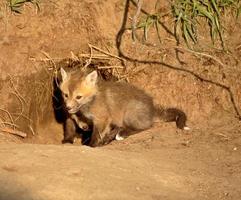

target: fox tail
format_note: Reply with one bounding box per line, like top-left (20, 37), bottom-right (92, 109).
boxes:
top-left (155, 106), bottom-right (190, 130)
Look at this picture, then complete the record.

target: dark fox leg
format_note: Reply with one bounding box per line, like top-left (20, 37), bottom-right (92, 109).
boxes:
top-left (89, 119), bottom-right (120, 147)
top-left (102, 127), bottom-right (124, 145)
top-left (89, 126), bottom-right (101, 147)
top-left (62, 118), bottom-right (77, 144)
top-left (89, 122), bottom-right (109, 147)
top-left (116, 128), bottom-right (140, 139)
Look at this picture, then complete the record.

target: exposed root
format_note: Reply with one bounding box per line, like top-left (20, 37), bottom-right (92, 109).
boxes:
top-left (175, 46), bottom-right (226, 68)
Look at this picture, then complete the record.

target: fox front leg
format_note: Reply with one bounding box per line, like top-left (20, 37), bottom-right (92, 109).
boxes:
top-left (62, 118), bottom-right (77, 144)
top-left (90, 127), bottom-right (123, 146)
top-left (89, 126), bottom-right (102, 147)
top-left (102, 127), bottom-right (123, 145)
top-left (76, 120), bottom-right (89, 131)
top-left (89, 120), bottom-right (112, 147)
top-left (71, 114), bottom-right (89, 131)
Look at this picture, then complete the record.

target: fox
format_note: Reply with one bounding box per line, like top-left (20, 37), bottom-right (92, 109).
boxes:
top-left (59, 67), bottom-right (189, 147)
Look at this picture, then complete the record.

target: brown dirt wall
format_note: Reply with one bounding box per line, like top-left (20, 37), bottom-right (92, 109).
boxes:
top-left (0, 0), bottom-right (240, 140)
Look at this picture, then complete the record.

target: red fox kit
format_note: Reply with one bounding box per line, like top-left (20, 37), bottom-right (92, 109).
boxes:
top-left (60, 68), bottom-right (189, 147)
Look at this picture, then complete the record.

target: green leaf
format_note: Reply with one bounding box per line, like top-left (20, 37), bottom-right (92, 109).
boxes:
top-left (10, 0), bottom-right (27, 6)
top-left (211, 0), bottom-right (220, 16)
top-left (155, 20), bottom-right (161, 44)
top-left (237, 5), bottom-right (241, 18)
top-left (214, 15), bottom-right (220, 30)
top-left (183, 22), bottom-right (189, 43)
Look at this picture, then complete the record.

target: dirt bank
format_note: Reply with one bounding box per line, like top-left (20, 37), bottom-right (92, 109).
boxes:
top-left (0, 0), bottom-right (241, 199)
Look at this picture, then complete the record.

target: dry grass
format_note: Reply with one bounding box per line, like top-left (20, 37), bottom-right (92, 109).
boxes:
top-left (30, 44), bottom-right (127, 82)
top-left (0, 79), bottom-right (29, 140)
top-left (0, 1), bottom-right (10, 35)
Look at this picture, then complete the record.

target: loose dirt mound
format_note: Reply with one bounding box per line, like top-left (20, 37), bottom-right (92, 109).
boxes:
top-left (1, 122), bottom-right (241, 200)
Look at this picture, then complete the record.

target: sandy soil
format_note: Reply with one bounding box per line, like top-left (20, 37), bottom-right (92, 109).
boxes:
top-left (1, 119), bottom-right (241, 200)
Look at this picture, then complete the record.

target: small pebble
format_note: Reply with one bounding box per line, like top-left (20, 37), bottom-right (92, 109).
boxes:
top-left (136, 187), bottom-right (140, 191)
top-left (224, 192), bottom-right (229, 196)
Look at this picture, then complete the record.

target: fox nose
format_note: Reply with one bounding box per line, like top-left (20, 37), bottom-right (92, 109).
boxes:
top-left (66, 106), bottom-right (72, 111)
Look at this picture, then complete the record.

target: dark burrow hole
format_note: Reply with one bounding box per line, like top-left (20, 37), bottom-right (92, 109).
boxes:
top-left (0, 58), bottom-right (121, 145)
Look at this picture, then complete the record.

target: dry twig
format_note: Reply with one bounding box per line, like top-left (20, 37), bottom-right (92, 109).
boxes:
top-left (132, 0), bottom-right (143, 41)
top-left (97, 66), bottom-right (124, 69)
top-left (28, 125), bottom-right (36, 136)
top-left (0, 122), bottom-right (18, 128)
top-left (41, 51), bottom-right (57, 72)
top-left (83, 44), bottom-right (93, 69)
top-left (236, 44), bottom-right (241, 50)
top-left (8, 75), bottom-right (27, 104)
top-left (0, 108), bottom-right (15, 129)
top-left (0, 127), bottom-right (27, 138)
top-left (70, 51), bottom-right (79, 61)
top-left (8, 75), bottom-right (28, 123)
top-left (90, 44), bottom-right (125, 62)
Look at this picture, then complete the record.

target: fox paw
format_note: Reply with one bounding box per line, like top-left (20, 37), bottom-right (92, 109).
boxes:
top-left (81, 124), bottom-right (89, 131)
top-left (62, 139), bottom-right (74, 144)
top-left (183, 126), bottom-right (190, 130)
top-left (115, 133), bottom-right (124, 141)
top-left (78, 123), bottom-right (89, 131)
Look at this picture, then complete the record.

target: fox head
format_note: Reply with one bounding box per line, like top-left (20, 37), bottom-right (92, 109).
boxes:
top-left (59, 68), bottom-right (98, 114)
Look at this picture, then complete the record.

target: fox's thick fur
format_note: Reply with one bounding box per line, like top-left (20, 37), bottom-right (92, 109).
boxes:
top-left (59, 68), bottom-right (188, 147)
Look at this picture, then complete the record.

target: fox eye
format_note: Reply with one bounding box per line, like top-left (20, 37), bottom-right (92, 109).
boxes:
top-left (76, 95), bottom-right (82, 100)
top-left (63, 93), bottom-right (68, 98)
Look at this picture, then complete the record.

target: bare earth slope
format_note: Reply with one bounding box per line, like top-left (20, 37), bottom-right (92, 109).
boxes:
top-left (1, 121), bottom-right (241, 200)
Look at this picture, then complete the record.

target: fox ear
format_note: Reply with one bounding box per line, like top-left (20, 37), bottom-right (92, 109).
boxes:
top-left (85, 71), bottom-right (98, 87)
top-left (60, 68), bottom-right (68, 82)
